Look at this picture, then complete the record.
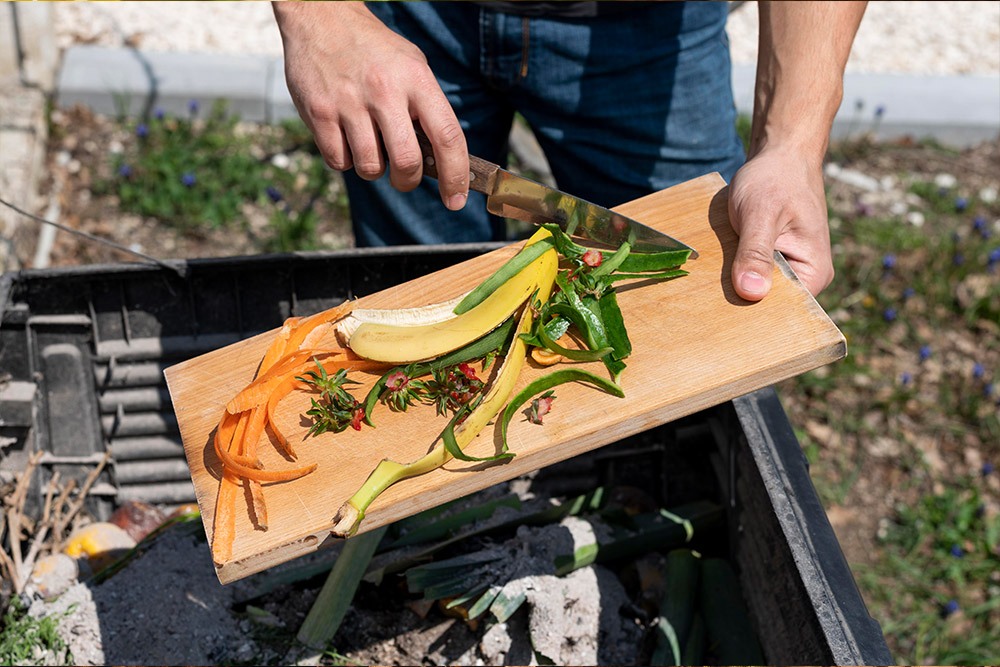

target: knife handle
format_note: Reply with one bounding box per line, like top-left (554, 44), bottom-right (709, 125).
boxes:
top-left (414, 124), bottom-right (497, 195)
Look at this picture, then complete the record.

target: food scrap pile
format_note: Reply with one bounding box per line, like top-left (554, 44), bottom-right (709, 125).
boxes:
top-left (210, 226), bottom-right (689, 563)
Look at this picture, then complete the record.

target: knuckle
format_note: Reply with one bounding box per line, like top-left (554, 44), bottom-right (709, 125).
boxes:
top-left (325, 155), bottom-right (351, 171)
top-left (740, 245), bottom-right (774, 268)
top-left (436, 122), bottom-right (465, 149)
top-left (304, 99), bottom-right (337, 124)
top-left (354, 159), bottom-right (384, 180)
top-left (364, 71), bottom-right (394, 103)
top-left (391, 149), bottom-right (422, 176)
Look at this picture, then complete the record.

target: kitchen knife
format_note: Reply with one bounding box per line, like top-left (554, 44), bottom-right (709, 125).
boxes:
top-left (414, 129), bottom-right (698, 257)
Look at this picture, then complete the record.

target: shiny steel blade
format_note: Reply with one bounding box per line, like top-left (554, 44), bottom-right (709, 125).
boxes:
top-left (486, 169), bottom-right (698, 257)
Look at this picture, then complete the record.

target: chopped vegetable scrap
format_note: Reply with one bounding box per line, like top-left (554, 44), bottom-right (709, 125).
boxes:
top-left (527, 390), bottom-right (556, 424)
top-left (208, 300), bottom-right (395, 565)
top-left (298, 365), bottom-right (367, 435)
top-left (209, 222), bottom-right (690, 561)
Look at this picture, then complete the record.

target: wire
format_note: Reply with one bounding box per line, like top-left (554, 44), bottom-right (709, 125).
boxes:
top-left (0, 194), bottom-right (186, 278)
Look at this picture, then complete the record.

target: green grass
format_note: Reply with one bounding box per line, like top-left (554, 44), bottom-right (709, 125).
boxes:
top-left (93, 101), bottom-right (348, 252)
top-left (856, 478), bottom-right (1000, 665)
top-left (0, 597), bottom-right (74, 666)
top-left (783, 161), bottom-right (1000, 664)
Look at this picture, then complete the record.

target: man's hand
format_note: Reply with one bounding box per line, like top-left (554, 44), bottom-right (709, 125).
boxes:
top-left (272, 2), bottom-right (470, 210)
top-left (729, 147), bottom-right (832, 298)
top-left (730, 0), bottom-right (866, 301)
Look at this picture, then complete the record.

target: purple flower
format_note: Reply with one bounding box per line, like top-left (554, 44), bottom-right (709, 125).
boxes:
top-left (900, 372), bottom-right (912, 386)
top-left (988, 248), bottom-right (1000, 265)
top-left (875, 105), bottom-right (886, 117)
top-left (181, 172), bottom-right (196, 187)
top-left (973, 216), bottom-right (986, 231)
top-left (265, 186), bottom-right (282, 203)
top-left (983, 228), bottom-right (994, 240)
top-left (953, 253), bottom-right (965, 266)
top-left (883, 307), bottom-right (897, 322)
top-left (855, 201), bottom-right (873, 217)
top-left (919, 345), bottom-right (932, 361)
top-left (882, 254), bottom-right (897, 270)
top-left (950, 544), bottom-right (964, 558)
top-left (136, 123), bottom-right (148, 138)
top-left (955, 197), bottom-right (968, 212)
top-left (188, 99), bottom-right (199, 116)
top-left (943, 599), bottom-right (960, 616)
top-left (939, 187), bottom-right (950, 197)
top-left (973, 363), bottom-right (985, 379)
top-left (902, 287), bottom-right (915, 300)
top-left (154, 108), bottom-right (165, 120)
top-left (118, 164), bottom-right (132, 178)
top-left (983, 462), bottom-right (995, 476)
top-left (951, 231), bottom-right (962, 242)
top-left (985, 382), bottom-right (995, 398)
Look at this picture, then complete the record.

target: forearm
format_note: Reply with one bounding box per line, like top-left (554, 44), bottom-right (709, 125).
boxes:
top-left (751, 1), bottom-right (867, 164)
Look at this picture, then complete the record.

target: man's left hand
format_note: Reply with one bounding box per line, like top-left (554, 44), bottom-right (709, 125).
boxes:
top-left (727, 146), bottom-right (833, 300)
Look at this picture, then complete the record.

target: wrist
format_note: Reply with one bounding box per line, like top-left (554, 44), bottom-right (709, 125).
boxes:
top-left (273, 1), bottom-right (372, 39)
top-left (748, 75), bottom-right (843, 166)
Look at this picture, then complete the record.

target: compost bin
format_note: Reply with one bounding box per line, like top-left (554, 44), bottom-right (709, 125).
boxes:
top-left (0, 245), bottom-right (893, 665)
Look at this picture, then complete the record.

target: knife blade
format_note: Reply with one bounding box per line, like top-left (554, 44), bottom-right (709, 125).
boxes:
top-left (414, 129), bottom-right (698, 257)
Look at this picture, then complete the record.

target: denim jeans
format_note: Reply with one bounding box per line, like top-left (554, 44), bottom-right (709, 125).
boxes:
top-left (345, 1), bottom-right (745, 247)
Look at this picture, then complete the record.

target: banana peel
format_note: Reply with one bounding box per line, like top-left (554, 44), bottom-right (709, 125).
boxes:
top-left (331, 306), bottom-right (535, 537)
top-left (346, 229), bottom-right (557, 364)
top-left (331, 232), bottom-right (558, 537)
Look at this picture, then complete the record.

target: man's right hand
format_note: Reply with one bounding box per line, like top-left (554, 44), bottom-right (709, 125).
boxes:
top-left (272, 2), bottom-right (470, 210)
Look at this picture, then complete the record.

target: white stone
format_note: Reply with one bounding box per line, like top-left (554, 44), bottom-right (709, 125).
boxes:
top-left (890, 201), bottom-right (908, 216)
top-left (270, 153), bottom-right (290, 169)
top-left (28, 553), bottom-right (79, 600)
top-left (906, 211), bottom-right (925, 227)
top-left (980, 186), bottom-right (998, 203)
top-left (827, 166), bottom-right (881, 192)
top-left (934, 173), bottom-right (957, 189)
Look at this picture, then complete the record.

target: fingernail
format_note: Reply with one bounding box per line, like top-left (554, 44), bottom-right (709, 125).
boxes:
top-left (739, 270), bottom-right (767, 295)
top-left (447, 193), bottom-right (467, 211)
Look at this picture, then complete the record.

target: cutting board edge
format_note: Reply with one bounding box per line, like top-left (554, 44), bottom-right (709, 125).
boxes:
top-left (210, 334), bottom-right (847, 584)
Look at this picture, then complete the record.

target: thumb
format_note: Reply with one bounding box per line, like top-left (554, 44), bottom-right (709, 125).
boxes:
top-left (731, 222), bottom-right (778, 302)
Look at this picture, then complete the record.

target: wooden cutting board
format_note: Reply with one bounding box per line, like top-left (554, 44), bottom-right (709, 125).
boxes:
top-left (164, 173), bottom-right (845, 584)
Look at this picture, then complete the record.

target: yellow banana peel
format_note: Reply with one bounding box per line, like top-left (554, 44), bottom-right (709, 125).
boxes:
top-left (347, 228), bottom-right (557, 364)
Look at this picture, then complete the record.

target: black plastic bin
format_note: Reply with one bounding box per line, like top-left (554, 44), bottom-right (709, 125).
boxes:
top-left (0, 246), bottom-right (893, 665)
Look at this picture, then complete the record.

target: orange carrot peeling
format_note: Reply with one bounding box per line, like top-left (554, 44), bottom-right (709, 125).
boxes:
top-left (244, 407), bottom-right (269, 530)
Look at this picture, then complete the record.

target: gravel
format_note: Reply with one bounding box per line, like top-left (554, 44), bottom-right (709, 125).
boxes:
top-left (53, 1), bottom-right (1000, 75)
top-left (727, 1), bottom-right (1000, 75)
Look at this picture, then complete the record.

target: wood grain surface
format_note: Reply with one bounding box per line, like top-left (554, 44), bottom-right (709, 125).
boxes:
top-left (164, 173), bottom-right (846, 584)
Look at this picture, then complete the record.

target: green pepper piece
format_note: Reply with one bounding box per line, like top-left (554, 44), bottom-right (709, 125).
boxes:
top-left (520, 314), bottom-right (572, 349)
top-left (618, 249), bottom-right (691, 273)
top-left (555, 273), bottom-right (607, 350)
top-left (598, 290), bottom-right (631, 361)
top-left (536, 316), bottom-right (613, 362)
top-left (589, 241), bottom-right (632, 279)
top-left (500, 368), bottom-right (624, 450)
top-left (581, 294), bottom-right (627, 381)
top-left (607, 269), bottom-right (689, 283)
top-left (441, 397), bottom-right (514, 462)
top-left (539, 223), bottom-right (588, 259)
